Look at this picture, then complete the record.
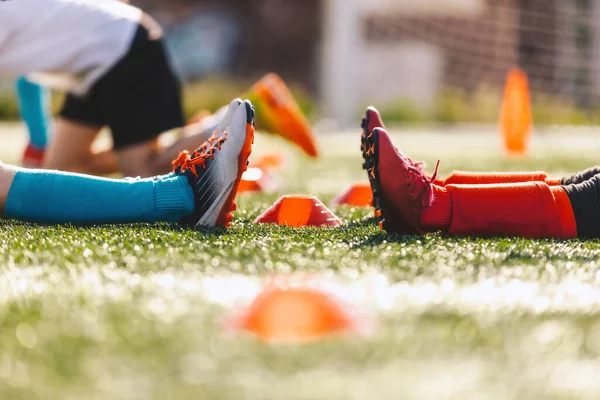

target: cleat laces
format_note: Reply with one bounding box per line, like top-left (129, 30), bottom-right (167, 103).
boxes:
top-left (406, 159), bottom-right (440, 208)
top-left (171, 130), bottom-right (228, 173)
top-left (173, 137), bottom-right (227, 177)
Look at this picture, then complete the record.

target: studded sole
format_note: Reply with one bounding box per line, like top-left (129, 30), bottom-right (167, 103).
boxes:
top-left (363, 129), bottom-right (387, 231)
top-left (215, 101), bottom-right (256, 228)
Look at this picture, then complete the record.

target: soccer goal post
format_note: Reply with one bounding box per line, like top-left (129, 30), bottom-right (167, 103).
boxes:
top-left (319, 0), bottom-right (364, 129)
top-left (319, 0), bottom-right (599, 127)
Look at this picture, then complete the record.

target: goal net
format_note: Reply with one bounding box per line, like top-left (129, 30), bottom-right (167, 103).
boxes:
top-left (320, 0), bottom-right (599, 126)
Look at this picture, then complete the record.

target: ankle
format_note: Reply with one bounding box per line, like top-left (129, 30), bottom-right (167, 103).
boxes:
top-left (419, 185), bottom-right (452, 231)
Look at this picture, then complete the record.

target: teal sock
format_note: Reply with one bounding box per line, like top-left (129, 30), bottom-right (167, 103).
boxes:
top-left (5, 169), bottom-right (194, 224)
top-left (15, 77), bottom-right (51, 148)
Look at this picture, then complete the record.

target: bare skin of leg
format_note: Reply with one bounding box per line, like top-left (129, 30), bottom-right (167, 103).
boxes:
top-left (43, 117), bottom-right (214, 178)
top-left (0, 162), bottom-right (17, 217)
top-left (115, 126), bottom-right (213, 177)
top-left (42, 118), bottom-right (119, 175)
top-left (87, 149), bottom-right (120, 175)
top-left (146, 126), bottom-right (213, 174)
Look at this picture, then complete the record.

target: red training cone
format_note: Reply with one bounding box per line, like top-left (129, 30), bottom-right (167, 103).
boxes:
top-left (254, 195), bottom-right (343, 227)
top-left (331, 182), bottom-right (373, 207)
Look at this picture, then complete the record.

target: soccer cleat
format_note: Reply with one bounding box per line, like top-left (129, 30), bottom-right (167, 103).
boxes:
top-left (360, 106), bottom-right (440, 189)
top-left (204, 98), bottom-right (243, 136)
top-left (364, 127), bottom-right (439, 234)
top-left (176, 100), bottom-right (255, 228)
top-left (21, 143), bottom-right (45, 168)
top-left (360, 106), bottom-right (404, 225)
top-left (249, 73), bottom-right (318, 158)
top-left (173, 99), bottom-right (243, 174)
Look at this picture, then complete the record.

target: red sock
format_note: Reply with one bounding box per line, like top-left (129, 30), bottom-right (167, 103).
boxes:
top-left (419, 185), bottom-right (452, 231)
top-left (444, 182), bottom-right (575, 238)
top-left (442, 171), bottom-right (548, 185)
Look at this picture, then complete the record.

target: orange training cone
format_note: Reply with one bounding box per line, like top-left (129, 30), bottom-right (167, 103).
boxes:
top-left (254, 195), bottom-right (343, 227)
top-left (331, 182), bottom-right (373, 207)
top-left (249, 73), bottom-right (319, 158)
top-left (249, 152), bottom-right (285, 172)
top-left (238, 167), bottom-right (278, 193)
top-left (232, 286), bottom-right (354, 343)
top-left (500, 67), bottom-right (533, 156)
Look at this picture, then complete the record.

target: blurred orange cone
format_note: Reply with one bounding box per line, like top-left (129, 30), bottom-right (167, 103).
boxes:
top-left (254, 195), bottom-right (343, 227)
top-left (249, 73), bottom-right (319, 158)
top-left (500, 67), bottom-right (533, 156)
top-left (233, 286), bottom-right (354, 343)
top-left (331, 182), bottom-right (373, 207)
top-left (249, 152), bottom-right (285, 171)
top-left (238, 167), bottom-right (278, 193)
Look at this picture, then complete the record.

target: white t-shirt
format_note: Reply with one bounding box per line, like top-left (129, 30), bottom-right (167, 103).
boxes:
top-left (0, 0), bottom-right (142, 95)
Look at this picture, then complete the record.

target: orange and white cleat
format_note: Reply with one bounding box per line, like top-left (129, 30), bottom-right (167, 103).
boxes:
top-left (249, 73), bottom-right (318, 158)
top-left (175, 100), bottom-right (255, 228)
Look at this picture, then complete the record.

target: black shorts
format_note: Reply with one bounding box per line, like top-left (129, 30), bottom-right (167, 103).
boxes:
top-left (59, 25), bottom-right (184, 150)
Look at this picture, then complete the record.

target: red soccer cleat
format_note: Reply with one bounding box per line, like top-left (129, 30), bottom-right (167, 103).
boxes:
top-left (361, 107), bottom-right (412, 230)
top-left (360, 106), bottom-right (442, 188)
top-left (363, 127), bottom-right (439, 234)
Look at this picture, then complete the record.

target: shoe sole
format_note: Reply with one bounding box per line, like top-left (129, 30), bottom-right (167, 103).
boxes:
top-left (363, 129), bottom-right (387, 231)
top-left (214, 101), bottom-right (255, 227)
top-left (361, 110), bottom-right (373, 171)
top-left (361, 109), bottom-right (378, 210)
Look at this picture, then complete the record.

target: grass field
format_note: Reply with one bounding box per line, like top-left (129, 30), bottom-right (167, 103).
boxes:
top-left (2, 123), bottom-right (600, 399)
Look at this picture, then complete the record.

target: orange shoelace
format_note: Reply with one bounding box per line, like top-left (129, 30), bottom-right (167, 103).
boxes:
top-left (176, 144), bottom-right (223, 178)
top-left (172, 130), bottom-right (228, 172)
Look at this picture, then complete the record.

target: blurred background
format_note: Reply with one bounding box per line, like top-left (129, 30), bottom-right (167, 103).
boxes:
top-left (1, 0), bottom-right (600, 128)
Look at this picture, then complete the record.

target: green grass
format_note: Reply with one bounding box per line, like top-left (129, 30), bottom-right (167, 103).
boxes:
top-left (2, 124), bottom-right (600, 399)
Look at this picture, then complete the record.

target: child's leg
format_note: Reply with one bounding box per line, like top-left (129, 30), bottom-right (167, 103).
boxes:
top-left (1, 162), bottom-right (193, 224)
top-left (15, 77), bottom-right (51, 148)
top-left (364, 127), bottom-right (590, 238)
top-left (420, 182), bottom-right (577, 238)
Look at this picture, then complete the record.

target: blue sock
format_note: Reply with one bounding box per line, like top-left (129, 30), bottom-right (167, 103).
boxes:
top-left (5, 169), bottom-right (194, 224)
top-left (15, 77), bottom-right (51, 148)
